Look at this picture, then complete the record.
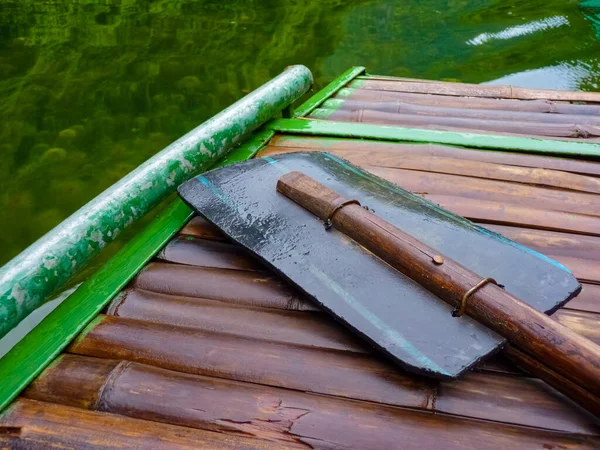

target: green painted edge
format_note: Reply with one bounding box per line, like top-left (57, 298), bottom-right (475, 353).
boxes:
top-left (266, 118), bottom-right (600, 158)
top-left (294, 66), bottom-right (366, 117)
top-left (0, 123), bottom-right (275, 413)
top-left (216, 129), bottom-right (276, 166)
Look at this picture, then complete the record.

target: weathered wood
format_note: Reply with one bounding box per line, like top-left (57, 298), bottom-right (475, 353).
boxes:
top-left (26, 356), bottom-right (435, 445)
top-left (30, 357), bottom-right (429, 447)
top-left (265, 146), bottom-right (600, 195)
top-left (546, 255), bottom-right (600, 284)
top-left (179, 216), bottom-right (226, 240)
top-left (108, 288), bottom-right (599, 349)
top-left (382, 157), bottom-right (600, 195)
top-left (0, 398), bottom-right (297, 449)
top-left (569, 284), bottom-right (600, 314)
top-left (394, 167), bottom-right (600, 215)
top-left (504, 344), bottom-right (600, 418)
top-left (311, 108), bottom-right (600, 139)
top-left (107, 289), bottom-right (363, 353)
top-left (265, 136), bottom-right (600, 176)
top-left (435, 369), bottom-right (600, 432)
top-left (277, 171), bottom-right (600, 407)
top-left (366, 168), bottom-right (600, 217)
top-left (352, 79), bottom-right (600, 103)
top-left (157, 236), bottom-right (261, 271)
top-left (476, 357), bottom-right (524, 376)
top-left (22, 354), bottom-right (119, 409)
top-left (131, 262), bottom-right (316, 311)
top-left (21, 356), bottom-right (133, 410)
top-left (308, 111), bottom-right (600, 143)
top-left (68, 315), bottom-right (434, 409)
top-left (318, 151), bottom-right (600, 194)
top-left (326, 99), bottom-right (600, 125)
top-left (264, 149), bottom-right (600, 220)
top-left (554, 310), bottom-right (600, 345)
top-left (24, 354), bottom-right (600, 438)
top-left (424, 194), bottom-right (600, 236)
top-left (483, 225), bottom-right (600, 261)
top-left (337, 87), bottom-right (600, 115)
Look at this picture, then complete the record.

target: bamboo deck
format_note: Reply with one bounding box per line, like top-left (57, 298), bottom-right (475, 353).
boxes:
top-left (3, 76), bottom-right (600, 449)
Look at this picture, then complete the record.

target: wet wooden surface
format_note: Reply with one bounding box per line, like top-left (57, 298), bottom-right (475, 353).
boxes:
top-left (265, 136), bottom-right (600, 175)
top-left (0, 398), bottom-right (301, 449)
top-left (7, 77), bottom-right (600, 449)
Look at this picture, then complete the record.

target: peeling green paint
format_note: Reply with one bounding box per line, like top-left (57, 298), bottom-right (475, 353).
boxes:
top-left (0, 65), bottom-right (313, 339)
top-left (266, 118), bottom-right (600, 158)
top-left (336, 88), bottom-right (358, 98)
top-left (309, 108), bottom-right (337, 120)
top-left (321, 98), bottom-right (345, 111)
top-left (348, 79), bottom-right (366, 89)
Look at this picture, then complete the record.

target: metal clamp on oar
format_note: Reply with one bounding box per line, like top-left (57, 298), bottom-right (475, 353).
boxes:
top-left (324, 200), bottom-right (362, 230)
top-left (452, 277), bottom-right (498, 317)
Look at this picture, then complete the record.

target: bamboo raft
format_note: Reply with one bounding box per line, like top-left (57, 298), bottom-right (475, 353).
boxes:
top-left (1, 66), bottom-right (600, 449)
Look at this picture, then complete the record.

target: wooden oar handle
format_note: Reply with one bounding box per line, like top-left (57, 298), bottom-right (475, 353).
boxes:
top-left (277, 171), bottom-right (600, 415)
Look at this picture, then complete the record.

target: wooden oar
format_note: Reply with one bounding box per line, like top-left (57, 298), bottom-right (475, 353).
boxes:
top-left (277, 170), bottom-right (600, 416)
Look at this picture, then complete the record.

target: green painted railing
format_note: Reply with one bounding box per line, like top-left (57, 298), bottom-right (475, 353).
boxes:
top-left (0, 65), bottom-right (313, 339)
top-left (267, 118), bottom-right (600, 158)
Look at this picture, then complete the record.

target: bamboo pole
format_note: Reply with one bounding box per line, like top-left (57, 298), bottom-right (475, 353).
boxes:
top-left (322, 98), bottom-right (600, 125)
top-left (350, 79), bottom-right (600, 103)
top-left (336, 88), bottom-right (600, 116)
top-left (277, 171), bottom-right (600, 416)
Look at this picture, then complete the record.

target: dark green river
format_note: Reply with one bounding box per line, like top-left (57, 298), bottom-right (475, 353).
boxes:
top-left (1, 0), bottom-right (600, 266)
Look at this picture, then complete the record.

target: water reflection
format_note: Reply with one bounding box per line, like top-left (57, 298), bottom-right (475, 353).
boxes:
top-left (485, 60), bottom-right (600, 90)
top-left (0, 0), bottom-right (599, 266)
top-left (467, 15), bottom-right (570, 46)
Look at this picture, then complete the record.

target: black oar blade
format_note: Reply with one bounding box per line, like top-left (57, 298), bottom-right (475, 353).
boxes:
top-left (178, 152), bottom-right (579, 379)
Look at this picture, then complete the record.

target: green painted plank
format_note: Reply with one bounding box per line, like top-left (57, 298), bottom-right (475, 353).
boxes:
top-left (266, 118), bottom-right (600, 158)
top-left (294, 66), bottom-right (366, 117)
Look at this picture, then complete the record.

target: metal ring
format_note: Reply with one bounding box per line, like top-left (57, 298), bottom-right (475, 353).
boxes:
top-left (452, 277), bottom-right (497, 317)
top-left (324, 199), bottom-right (361, 230)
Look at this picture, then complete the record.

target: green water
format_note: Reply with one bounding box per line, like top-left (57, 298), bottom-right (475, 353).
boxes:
top-left (1, 0), bottom-right (600, 266)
